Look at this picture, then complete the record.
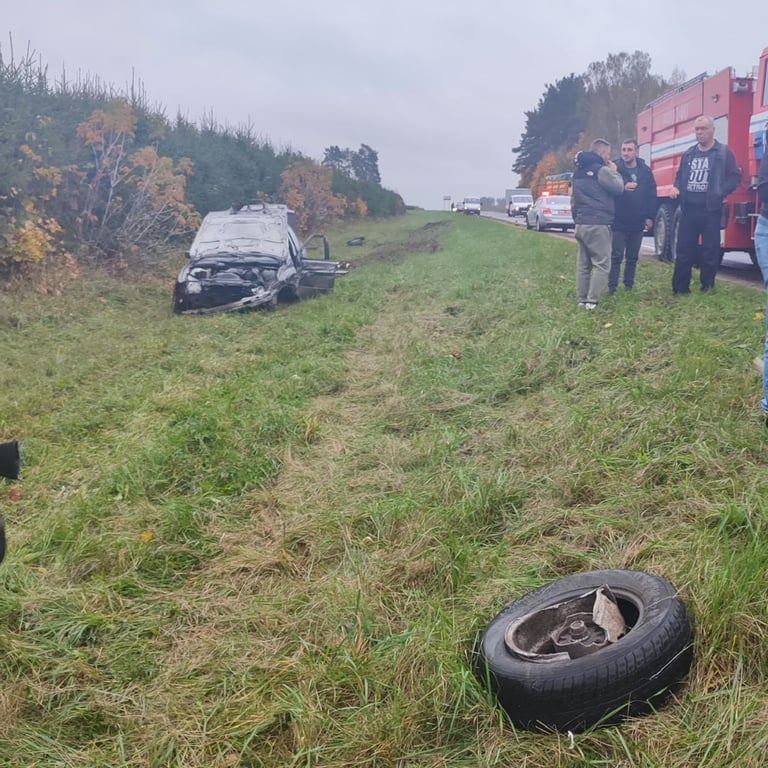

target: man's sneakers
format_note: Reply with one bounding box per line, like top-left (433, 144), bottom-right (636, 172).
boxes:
top-left (584, 303), bottom-right (597, 310)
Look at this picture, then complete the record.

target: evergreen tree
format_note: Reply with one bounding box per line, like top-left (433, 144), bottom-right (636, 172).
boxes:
top-left (512, 74), bottom-right (587, 183)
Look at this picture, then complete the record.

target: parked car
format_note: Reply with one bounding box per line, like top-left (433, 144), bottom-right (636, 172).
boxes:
top-left (507, 190), bottom-right (534, 218)
top-left (525, 194), bottom-right (574, 232)
top-left (173, 204), bottom-right (346, 315)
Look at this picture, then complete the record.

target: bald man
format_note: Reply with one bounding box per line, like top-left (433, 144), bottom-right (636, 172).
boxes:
top-left (669, 115), bottom-right (740, 294)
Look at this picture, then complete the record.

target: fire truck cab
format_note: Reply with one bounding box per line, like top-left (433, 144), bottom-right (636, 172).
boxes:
top-left (637, 47), bottom-right (768, 265)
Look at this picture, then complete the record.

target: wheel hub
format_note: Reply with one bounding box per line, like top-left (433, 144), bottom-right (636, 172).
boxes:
top-left (504, 586), bottom-right (627, 662)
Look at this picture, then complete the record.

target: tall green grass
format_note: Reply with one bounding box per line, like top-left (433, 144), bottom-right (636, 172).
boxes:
top-left (0, 211), bottom-right (767, 765)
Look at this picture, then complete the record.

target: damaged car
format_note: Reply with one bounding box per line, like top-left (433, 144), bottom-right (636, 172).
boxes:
top-left (173, 203), bottom-right (346, 315)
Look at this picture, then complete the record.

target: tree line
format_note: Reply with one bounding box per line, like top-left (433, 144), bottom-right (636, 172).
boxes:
top-left (513, 51), bottom-right (686, 198)
top-left (0, 46), bottom-right (405, 287)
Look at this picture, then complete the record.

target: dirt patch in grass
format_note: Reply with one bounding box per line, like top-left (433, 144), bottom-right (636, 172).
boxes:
top-left (354, 220), bottom-right (451, 266)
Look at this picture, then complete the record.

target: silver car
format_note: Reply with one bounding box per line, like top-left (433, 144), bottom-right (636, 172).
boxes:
top-left (173, 204), bottom-right (345, 315)
top-left (525, 195), bottom-right (574, 232)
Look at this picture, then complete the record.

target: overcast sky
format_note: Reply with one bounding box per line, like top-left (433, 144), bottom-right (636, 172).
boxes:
top-left (3, 1), bottom-right (767, 209)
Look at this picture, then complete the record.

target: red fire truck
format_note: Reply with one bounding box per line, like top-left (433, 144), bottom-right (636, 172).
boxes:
top-left (637, 47), bottom-right (768, 264)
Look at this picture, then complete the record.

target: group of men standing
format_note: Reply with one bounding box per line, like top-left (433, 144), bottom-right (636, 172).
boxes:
top-left (571, 115), bottom-right (739, 309)
top-left (567, 116), bottom-right (768, 428)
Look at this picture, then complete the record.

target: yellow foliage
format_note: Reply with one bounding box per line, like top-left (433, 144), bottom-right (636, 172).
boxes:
top-left (19, 144), bottom-right (42, 163)
top-left (279, 160), bottom-right (345, 235)
top-left (3, 215), bottom-right (63, 266)
top-left (530, 153), bottom-right (560, 200)
top-left (76, 100), bottom-right (137, 149)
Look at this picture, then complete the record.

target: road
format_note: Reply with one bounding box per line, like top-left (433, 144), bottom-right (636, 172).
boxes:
top-left (481, 210), bottom-right (762, 288)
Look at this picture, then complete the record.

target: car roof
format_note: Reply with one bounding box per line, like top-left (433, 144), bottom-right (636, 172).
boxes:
top-left (189, 204), bottom-right (295, 259)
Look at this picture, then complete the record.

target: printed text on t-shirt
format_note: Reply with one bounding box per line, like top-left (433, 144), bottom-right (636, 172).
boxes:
top-left (686, 156), bottom-right (710, 193)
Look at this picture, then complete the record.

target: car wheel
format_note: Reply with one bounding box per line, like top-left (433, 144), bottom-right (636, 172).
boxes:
top-left (473, 569), bottom-right (694, 733)
top-left (536, 217), bottom-right (543, 232)
top-left (525, 216), bottom-right (532, 230)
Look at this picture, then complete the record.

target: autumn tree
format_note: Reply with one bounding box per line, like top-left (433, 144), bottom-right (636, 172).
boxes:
top-left (279, 160), bottom-right (346, 235)
top-left (528, 145), bottom-right (580, 200)
top-left (74, 100), bottom-right (198, 260)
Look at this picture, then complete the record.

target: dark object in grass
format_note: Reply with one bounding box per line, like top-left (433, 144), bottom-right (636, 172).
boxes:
top-left (0, 441), bottom-right (20, 480)
top-left (473, 569), bottom-right (694, 732)
top-left (0, 439), bottom-right (21, 566)
top-left (346, 237), bottom-right (366, 246)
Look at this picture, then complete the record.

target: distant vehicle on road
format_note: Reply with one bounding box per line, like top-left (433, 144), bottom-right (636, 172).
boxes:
top-left (526, 194), bottom-right (574, 232)
top-left (507, 189), bottom-right (533, 218)
top-left (462, 197), bottom-right (482, 215)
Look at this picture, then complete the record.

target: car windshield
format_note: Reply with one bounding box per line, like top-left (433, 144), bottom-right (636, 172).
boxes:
top-left (542, 196), bottom-right (571, 205)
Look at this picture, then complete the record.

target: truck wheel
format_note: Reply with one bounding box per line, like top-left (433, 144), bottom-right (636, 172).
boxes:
top-left (654, 204), bottom-right (676, 262)
top-left (473, 569), bottom-right (694, 733)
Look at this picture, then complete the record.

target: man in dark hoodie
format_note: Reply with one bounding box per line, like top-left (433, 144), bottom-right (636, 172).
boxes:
top-left (609, 139), bottom-right (656, 294)
top-left (754, 143), bottom-right (768, 426)
top-left (571, 138), bottom-right (624, 309)
top-left (670, 115), bottom-right (741, 293)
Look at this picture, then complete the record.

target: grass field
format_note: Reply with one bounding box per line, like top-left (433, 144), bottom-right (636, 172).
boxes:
top-left (2, 210), bottom-right (768, 766)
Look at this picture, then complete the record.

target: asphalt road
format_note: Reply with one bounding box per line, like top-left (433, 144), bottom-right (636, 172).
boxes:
top-left (481, 210), bottom-right (762, 288)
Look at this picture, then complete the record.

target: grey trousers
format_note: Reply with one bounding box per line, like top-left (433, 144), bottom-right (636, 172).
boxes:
top-left (575, 224), bottom-right (612, 304)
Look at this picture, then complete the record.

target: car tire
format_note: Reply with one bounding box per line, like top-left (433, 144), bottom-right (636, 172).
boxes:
top-left (525, 216), bottom-right (532, 230)
top-left (473, 569), bottom-right (694, 733)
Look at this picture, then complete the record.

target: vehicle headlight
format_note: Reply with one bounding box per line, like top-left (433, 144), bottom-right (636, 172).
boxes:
top-left (186, 280), bottom-right (202, 294)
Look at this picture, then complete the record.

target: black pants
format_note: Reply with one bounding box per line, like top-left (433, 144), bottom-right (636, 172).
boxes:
top-left (672, 205), bottom-right (722, 293)
top-left (609, 229), bottom-right (644, 291)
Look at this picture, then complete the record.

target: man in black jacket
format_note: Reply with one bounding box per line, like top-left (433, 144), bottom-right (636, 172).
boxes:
top-left (609, 139), bottom-right (656, 294)
top-left (572, 139), bottom-right (624, 309)
top-left (670, 115), bottom-right (741, 293)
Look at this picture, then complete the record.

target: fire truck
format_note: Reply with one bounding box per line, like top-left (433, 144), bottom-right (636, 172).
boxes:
top-left (637, 47), bottom-right (768, 264)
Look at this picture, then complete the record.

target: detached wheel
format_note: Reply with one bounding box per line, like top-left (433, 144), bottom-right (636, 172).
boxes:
top-left (473, 569), bottom-right (694, 732)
